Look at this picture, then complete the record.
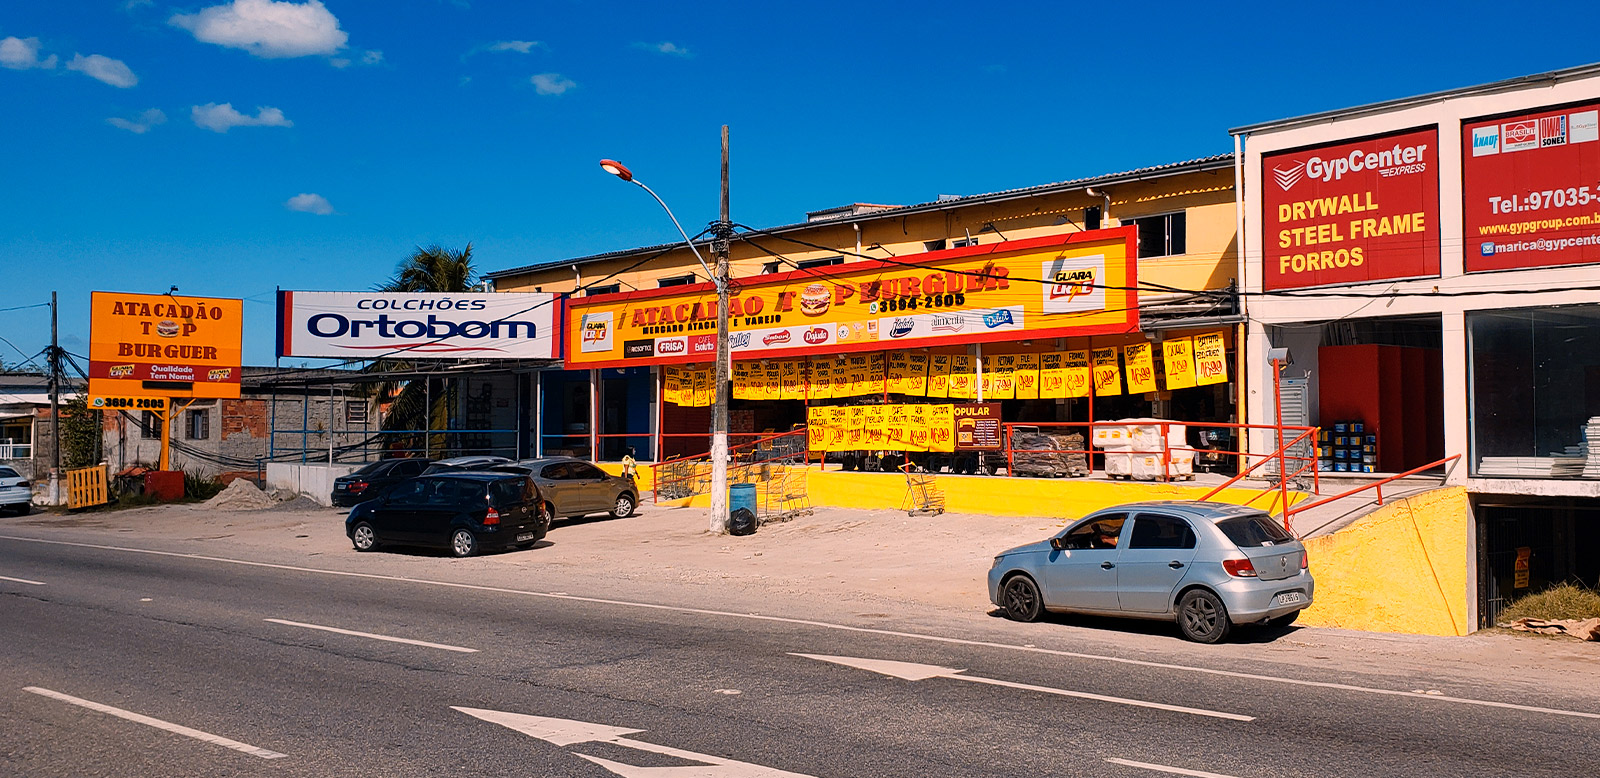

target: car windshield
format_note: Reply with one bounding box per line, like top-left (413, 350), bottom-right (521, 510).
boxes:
top-left (351, 461), bottom-right (392, 476)
top-left (1216, 514), bottom-right (1295, 547)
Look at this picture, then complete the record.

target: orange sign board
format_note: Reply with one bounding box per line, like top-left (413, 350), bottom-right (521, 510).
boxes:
top-left (89, 292), bottom-right (243, 400)
top-left (563, 230), bottom-right (1138, 368)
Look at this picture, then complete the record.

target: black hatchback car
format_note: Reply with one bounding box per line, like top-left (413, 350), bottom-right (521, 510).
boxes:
top-left (331, 458), bottom-right (433, 507)
top-left (344, 472), bottom-right (548, 557)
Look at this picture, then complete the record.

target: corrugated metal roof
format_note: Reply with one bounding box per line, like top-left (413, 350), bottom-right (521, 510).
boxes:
top-left (484, 152), bottom-right (1236, 280)
top-left (1230, 62), bottom-right (1600, 136)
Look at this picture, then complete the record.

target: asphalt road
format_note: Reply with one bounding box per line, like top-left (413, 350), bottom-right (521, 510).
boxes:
top-left (2, 534), bottom-right (1597, 778)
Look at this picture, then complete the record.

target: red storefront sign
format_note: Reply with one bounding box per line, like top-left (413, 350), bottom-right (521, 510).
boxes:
top-left (1462, 101), bottom-right (1600, 272)
top-left (1261, 128), bottom-right (1440, 289)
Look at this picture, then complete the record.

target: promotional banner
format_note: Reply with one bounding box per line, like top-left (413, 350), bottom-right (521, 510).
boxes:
top-left (563, 231), bottom-right (1138, 368)
top-left (1193, 331), bottom-right (1229, 386)
top-left (1261, 127), bottom-right (1440, 289)
top-left (277, 291), bottom-right (558, 359)
top-left (1091, 347), bottom-right (1123, 396)
top-left (1123, 343), bottom-right (1157, 394)
top-left (1463, 101), bottom-right (1600, 272)
top-left (954, 402), bottom-right (1004, 450)
top-left (806, 403), bottom-right (955, 453)
top-left (89, 291), bottom-right (243, 401)
top-left (1014, 353), bottom-right (1040, 400)
top-left (989, 354), bottom-right (1017, 400)
top-left (1063, 349), bottom-right (1092, 398)
top-left (926, 353), bottom-right (951, 398)
top-left (1161, 337), bottom-right (1196, 390)
top-left (948, 355), bottom-right (975, 399)
top-left (1039, 352), bottom-right (1066, 398)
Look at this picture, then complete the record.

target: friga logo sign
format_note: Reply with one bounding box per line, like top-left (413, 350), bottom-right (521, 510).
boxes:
top-left (889, 317), bottom-right (915, 338)
top-left (1273, 161), bottom-right (1307, 191)
top-left (656, 338), bottom-right (686, 354)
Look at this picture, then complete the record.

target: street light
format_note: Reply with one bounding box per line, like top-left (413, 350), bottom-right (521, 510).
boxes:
top-left (599, 153), bottom-right (733, 534)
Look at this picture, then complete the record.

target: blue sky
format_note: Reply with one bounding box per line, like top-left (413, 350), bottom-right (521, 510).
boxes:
top-left (4, 0), bottom-right (1599, 366)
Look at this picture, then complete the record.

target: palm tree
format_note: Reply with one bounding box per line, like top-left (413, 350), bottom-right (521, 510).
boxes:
top-left (380, 243), bottom-right (477, 293)
top-left (370, 243), bottom-right (480, 457)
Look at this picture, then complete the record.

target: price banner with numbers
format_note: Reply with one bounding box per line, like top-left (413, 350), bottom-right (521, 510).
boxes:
top-left (1063, 349), bottom-right (1092, 398)
top-left (1092, 347), bottom-right (1123, 396)
top-left (1162, 337), bottom-right (1196, 390)
top-left (1193, 331), bottom-right (1229, 386)
top-left (1124, 342), bottom-right (1158, 394)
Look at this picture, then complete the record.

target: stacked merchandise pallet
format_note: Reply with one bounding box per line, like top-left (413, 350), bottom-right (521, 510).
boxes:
top-left (1319, 421), bottom-right (1377, 473)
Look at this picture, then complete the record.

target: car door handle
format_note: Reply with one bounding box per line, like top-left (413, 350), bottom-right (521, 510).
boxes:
top-left (1168, 561), bottom-right (1185, 569)
top-left (1100, 561), bottom-right (1115, 569)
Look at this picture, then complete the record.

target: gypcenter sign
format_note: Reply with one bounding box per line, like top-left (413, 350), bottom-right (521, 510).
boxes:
top-left (1262, 127), bottom-right (1440, 290)
top-left (563, 230), bottom-right (1138, 369)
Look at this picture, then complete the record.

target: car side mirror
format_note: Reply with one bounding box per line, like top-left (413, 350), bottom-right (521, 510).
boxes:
top-left (1049, 537), bottom-right (1067, 550)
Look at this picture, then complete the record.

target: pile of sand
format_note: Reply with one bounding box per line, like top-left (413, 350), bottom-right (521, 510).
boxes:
top-left (203, 479), bottom-right (278, 511)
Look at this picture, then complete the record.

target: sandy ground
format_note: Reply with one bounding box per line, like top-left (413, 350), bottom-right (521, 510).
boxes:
top-left (5, 499), bottom-right (1597, 698)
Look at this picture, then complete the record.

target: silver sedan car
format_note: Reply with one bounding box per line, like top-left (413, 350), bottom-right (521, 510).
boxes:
top-left (490, 457), bottom-right (638, 520)
top-left (988, 501), bottom-right (1314, 643)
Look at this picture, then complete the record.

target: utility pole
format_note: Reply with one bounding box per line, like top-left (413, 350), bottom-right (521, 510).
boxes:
top-left (709, 125), bottom-right (732, 534)
top-left (49, 291), bottom-right (61, 505)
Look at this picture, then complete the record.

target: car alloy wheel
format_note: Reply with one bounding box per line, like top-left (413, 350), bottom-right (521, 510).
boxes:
top-left (612, 493), bottom-right (635, 519)
top-left (1177, 589), bottom-right (1232, 643)
top-left (351, 522), bottom-right (377, 552)
top-left (450, 529), bottom-right (478, 558)
top-left (1001, 575), bottom-right (1043, 622)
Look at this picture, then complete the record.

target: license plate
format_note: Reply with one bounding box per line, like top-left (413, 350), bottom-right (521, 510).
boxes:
top-left (1275, 591), bottom-right (1306, 606)
top-left (516, 533), bottom-right (537, 542)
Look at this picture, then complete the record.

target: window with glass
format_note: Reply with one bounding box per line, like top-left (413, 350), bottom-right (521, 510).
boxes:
top-left (1469, 304), bottom-right (1600, 479)
top-left (1125, 211), bottom-right (1187, 258)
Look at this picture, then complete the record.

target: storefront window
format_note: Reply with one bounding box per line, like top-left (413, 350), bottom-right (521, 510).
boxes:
top-left (1469, 305), bottom-right (1600, 479)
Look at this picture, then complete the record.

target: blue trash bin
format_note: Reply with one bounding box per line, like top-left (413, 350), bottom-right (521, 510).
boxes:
top-left (729, 483), bottom-right (757, 515)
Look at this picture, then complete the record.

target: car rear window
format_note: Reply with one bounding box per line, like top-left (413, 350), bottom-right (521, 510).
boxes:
top-left (0, 466), bottom-right (19, 479)
top-left (351, 460), bottom-right (392, 476)
top-left (1217, 514), bottom-right (1295, 547)
top-left (489, 478), bottom-right (531, 506)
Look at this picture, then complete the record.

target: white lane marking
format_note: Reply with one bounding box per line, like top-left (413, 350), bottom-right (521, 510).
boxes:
top-left (23, 686), bottom-right (286, 759)
top-left (264, 618), bottom-right (478, 653)
top-left (1105, 757), bottom-right (1244, 777)
top-left (6, 534), bottom-right (1599, 721)
top-left (452, 707), bottom-right (818, 777)
top-left (793, 654), bottom-right (1253, 721)
top-left (0, 575), bottom-right (45, 585)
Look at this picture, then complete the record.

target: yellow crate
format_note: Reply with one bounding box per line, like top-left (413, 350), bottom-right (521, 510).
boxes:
top-left (68, 465), bottom-right (109, 510)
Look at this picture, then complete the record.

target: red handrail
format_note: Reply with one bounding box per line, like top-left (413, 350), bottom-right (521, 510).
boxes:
top-left (1197, 426), bottom-right (1318, 501)
top-left (1284, 454), bottom-right (1460, 518)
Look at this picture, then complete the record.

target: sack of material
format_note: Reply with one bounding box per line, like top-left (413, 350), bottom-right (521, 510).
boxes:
top-left (1504, 617), bottom-right (1600, 641)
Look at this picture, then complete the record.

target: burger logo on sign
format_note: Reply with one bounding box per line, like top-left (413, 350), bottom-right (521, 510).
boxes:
top-left (156, 320), bottom-right (181, 338)
top-left (799, 283), bottom-right (830, 316)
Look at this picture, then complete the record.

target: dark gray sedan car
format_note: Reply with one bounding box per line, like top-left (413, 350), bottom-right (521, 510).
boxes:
top-left (490, 457), bottom-right (638, 520)
top-left (988, 501), bottom-right (1314, 643)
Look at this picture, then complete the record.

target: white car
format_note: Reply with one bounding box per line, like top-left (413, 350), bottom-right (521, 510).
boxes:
top-left (0, 466), bottom-right (32, 515)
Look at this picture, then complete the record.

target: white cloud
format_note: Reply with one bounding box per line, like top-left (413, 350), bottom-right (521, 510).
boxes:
top-left (192, 102), bottom-right (293, 132)
top-left (285, 193), bottom-right (333, 215)
top-left (530, 72), bottom-right (575, 96)
top-left (123, 0), bottom-right (154, 10)
top-left (106, 108), bottom-right (168, 134)
top-left (0, 37), bottom-right (57, 70)
top-left (635, 41), bottom-right (691, 57)
top-left (487, 40), bottom-right (540, 54)
top-left (361, 49), bottom-right (382, 65)
top-left (170, 0), bottom-right (348, 58)
top-left (67, 53), bottom-right (138, 87)
top-left (329, 57), bottom-right (350, 68)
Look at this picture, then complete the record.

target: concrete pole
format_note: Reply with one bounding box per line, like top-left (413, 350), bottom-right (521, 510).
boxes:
top-left (49, 291), bottom-right (61, 505)
top-left (709, 125), bottom-right (732, 534)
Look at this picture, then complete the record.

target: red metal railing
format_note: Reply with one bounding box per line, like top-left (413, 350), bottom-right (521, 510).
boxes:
top-left (1284, 454), bottom-right (1461, 518)
top-left (1002, 420), bottom-right (1319, 491)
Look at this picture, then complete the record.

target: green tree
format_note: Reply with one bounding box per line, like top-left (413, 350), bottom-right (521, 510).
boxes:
top-left (59, 394), bottom-right (103, 469)
top-left (380, 243), bottom-right (477, 293)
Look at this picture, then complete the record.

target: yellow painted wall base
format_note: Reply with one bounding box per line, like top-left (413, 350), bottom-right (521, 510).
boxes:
top-left (641, 466), bottom-right (1304, 520)
top-left (1298, 486), bottom-right (1470, 636)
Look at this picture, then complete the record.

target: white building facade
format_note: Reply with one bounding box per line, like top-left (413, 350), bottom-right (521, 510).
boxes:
top-left (1234, 65), bottom-right (1600, 627)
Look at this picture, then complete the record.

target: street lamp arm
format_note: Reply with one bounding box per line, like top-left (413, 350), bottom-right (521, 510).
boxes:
top-left (630, 179), bottom-right (721, 290)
